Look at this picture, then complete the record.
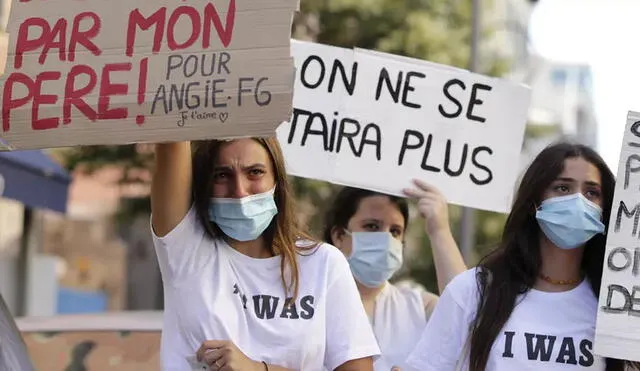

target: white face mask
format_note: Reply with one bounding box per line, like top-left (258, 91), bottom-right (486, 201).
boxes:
top-left (345, 231), bottom-right (404, 288)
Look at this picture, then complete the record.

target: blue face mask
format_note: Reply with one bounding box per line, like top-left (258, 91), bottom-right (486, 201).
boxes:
top-left (345, 231), bottom-right (403, 288)
top-left (535, 193), bottom-right (605, 250)
top-left (208, 187), bottom-right (278, 242)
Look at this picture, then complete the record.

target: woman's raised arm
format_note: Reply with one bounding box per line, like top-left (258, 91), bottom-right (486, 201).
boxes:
top-left (151, 142), bottom-right (193, 237)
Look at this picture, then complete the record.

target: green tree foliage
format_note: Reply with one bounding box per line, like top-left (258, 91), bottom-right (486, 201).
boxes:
top-left (61, 0), bottom-right (512, 291)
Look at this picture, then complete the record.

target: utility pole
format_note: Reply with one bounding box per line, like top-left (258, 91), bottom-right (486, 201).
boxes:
top-left (459, 0), bottom-right (481, 263)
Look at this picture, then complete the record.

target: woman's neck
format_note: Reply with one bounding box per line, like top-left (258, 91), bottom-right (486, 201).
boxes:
top-left (536, 237), bottom-right (584, 292)
top-left (357, 281), bottom-right (385, 302)
top-left (226, 236), bottom-right (273, 259)
top-left (357, 281), bottom-right (384, 320)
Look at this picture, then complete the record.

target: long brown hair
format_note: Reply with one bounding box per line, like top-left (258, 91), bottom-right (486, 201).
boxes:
top-left (470, 142), bottom-right (638, 371)
top-left (191, 137), bottom-right (315, 302)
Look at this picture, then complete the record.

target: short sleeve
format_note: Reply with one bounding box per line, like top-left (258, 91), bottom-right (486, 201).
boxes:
top-left (405, 269), bottom-right (478, 371)
top-left (151, 204), bottom-right (207, 285)
top-left (324, 250), bottom-right (380, 370)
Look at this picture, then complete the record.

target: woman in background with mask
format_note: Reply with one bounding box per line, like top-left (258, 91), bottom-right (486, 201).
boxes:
top-left (407, 142), bottom-right (639, 371)
top-left (323, 180), bottom-right (467, 371)
top-left (151, 140), bottom-right (379, 371)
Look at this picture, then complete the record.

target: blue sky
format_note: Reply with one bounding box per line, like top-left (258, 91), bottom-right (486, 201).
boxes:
top-left (529, 0), bottom-right (640, 170)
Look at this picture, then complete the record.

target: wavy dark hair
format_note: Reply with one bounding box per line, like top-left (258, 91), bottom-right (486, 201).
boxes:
top-left (322, 187), bottom-right (409, 244)
top-left (469, 142), bottom-right (638, 371)
top-left (191, 138), bottom-right (316, 302)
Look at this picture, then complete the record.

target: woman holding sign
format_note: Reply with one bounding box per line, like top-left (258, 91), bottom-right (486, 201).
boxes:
top-left (323, 181), bottom-right (467, 371)
top-left (406, 142), bottom-right (639, 371)
top-left (151, 140), bottom-right (379, 371)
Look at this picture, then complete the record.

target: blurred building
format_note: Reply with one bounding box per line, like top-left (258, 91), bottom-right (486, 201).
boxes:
top-left (493, 0), bottom-right (535, 77)
top-left (517, 56), bottom-right (598, 173)
top-left (491, 0), bottom-right (599, 171)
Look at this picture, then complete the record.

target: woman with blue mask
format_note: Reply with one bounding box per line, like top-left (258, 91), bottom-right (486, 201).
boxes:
top-left (150, 140), bottom-right (379, 371)
top-left (406, 142), bottom-right (640, 371)
top-left (323, 181), bottom-right (467, 371)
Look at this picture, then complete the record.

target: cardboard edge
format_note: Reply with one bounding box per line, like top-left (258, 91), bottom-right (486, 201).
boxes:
top-left (627, 110), bottom-right (640, 123)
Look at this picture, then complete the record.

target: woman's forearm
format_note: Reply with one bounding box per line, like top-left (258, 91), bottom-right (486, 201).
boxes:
top-left (429, 227), bottom-right (467, 293)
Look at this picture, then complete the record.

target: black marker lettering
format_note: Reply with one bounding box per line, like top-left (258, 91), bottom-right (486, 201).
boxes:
top-left (630, 121), bottom-right (640, 147)
top-left (328, 60), bottom-right (358, 95)
top-left (438, 79), bottom-right (465, 118)
top-left (336, 118), bottom-right (361, 156)
top-left (359, 124), bottom-right (382, 160)
top-left (466, 83), bottom-right (493, 123)
top-left (300, 55), bottom-right (325, 90)
top-left (608, 247), bottom-right (632, 273)
top-left (401, 71), bottom-right (426, 109)
top-left (151, 85), bottom-right (168, 115)
top-left (444, 140), bottom-right (468, 177)
top-left (624, 154), bottom-right (640, 190)
top-left (185, 82), bottom-right (200, 109)
top-left (376, 68), bottom-right (402, 103)
top-left (301, 111), bottom-right (330, 151)
top-left (398, 130), bottom-right (424, 166)
top-left (420, 134), bottom-right (441, 173)
top-left (470, 146), bottom-right (493, 185)
top-left (601, 284), bottom-right (631, 314)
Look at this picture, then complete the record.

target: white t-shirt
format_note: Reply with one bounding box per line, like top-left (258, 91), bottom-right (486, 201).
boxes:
top-left (152, 206), bottom-right (380, 371)
top-left (372, 283), bottom-right (435, 371)
top-left (406, 268), bottom-right (606, 371)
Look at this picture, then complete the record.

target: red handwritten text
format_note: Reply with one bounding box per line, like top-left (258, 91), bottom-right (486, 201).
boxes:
top-left (126, 1), bottom-right (236, 57)
top-left (2, 0), bottom-right (236, 132)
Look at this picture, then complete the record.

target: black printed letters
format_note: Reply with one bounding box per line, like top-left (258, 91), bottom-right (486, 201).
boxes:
top-left (252, 295), bottom-right (315, 320)
top-left (233, 284), bottom-right (316, 320)
top-left (501, 331), bottom-right (594, 366)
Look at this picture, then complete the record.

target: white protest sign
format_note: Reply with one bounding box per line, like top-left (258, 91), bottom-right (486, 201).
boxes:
top-left (594, 110), bottom-right (640, 362)
top-left (0, 0), bottom-right (298, 150)
top-left (276, 40), bottom-right (531, 213)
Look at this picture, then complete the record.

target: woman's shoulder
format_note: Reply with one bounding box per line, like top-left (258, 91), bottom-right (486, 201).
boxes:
top-left (443, 268), bottom-right (483, 304)
top-left (296, 240), bottom-right (352, 275)
top-left (296, 239), bottom-right (345, 261)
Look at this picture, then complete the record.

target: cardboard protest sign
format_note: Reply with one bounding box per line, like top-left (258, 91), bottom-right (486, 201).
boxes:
top-left (276, 40), bottom-right (531, 213)
top-left (0, 0), bottom-right (298, 150)
top-left (594, 111), bottom-right (640, 362)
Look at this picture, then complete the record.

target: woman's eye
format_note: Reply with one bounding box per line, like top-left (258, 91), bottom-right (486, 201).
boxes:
top-left (363, 224), bottom-right (379, 231)
top-left (555, 184), bottom-right (569, 192)
top-left (586, 190), bottom-right (601, 199)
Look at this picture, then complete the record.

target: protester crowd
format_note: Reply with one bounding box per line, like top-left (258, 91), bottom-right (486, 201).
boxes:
top-left (150, 139), bottom-right (640, 371)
